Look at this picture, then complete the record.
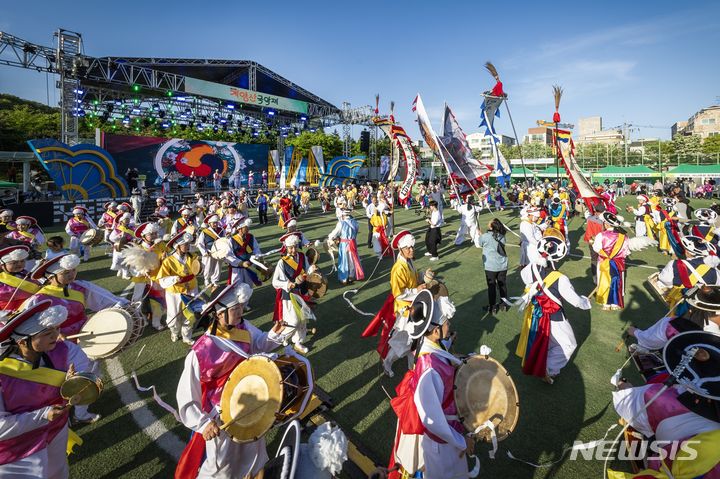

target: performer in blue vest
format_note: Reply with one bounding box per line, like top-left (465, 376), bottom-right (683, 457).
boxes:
top-left (327, 208), bottom-right (365, 285)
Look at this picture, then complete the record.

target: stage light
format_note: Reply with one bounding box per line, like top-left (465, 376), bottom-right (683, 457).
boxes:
top-left (161, 121), bottom-right (170, 129)
top-left (176, 96), bottom-right (187, 102)
top-left (114, 99), bottom-right (123, 106)
top-left (300, 115), bottom-right (307, 122)
top-left (131, 107), bottom-right (141, 115)
top-left (294, 127), bottom-right (299, 135)
top-left (184, 108), bottom-right (192, 116)
top-left (73, 89), bottom-right (84, 95)
top-left (220, 119), bottom-right (227, 124)
top-left (310, 128), bottom-right (316, 133)
top-left (152, 103), bottom-right (160, 112)
top-left (122, 115), bottom-right (130, 124)
top-left (227, 129), bottom-right (234, 134)
top-left (213, 125), bottom-right (219, 133)
top-left (196, 123), bottom-right (204, 131)
top-left (166, 90), bottom-right (173, 97)
top-left (226, 103), bottom-right (235, 110)
top-left (131, 84), bottom-right (141, 92)
top-left (267, 110), bottom-right (275, 116)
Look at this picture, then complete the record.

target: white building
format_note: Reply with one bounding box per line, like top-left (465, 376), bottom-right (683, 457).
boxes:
top-left (466, 132), bottom-right (516, 161)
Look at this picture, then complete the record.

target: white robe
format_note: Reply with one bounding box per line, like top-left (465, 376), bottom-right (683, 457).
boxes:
top-left (400, 342), bottom-right (468, 479)
top-left (520, 264), bottom-right (591, 376)
top-left (613, 384), bottom-right (720, 440)
top-left (519, 220), bottom-right (543, 266)
top-left (453, 204), bottom-right (482, 246)
top-left (271, 256), bottom-right (316, 348)
top-left (176, 329), bottom-right (283, 479)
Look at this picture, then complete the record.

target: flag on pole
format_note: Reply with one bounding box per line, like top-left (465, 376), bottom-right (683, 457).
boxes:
top-left (372, 116), bottom-right (418, 203)
top-left (554, 129), bottom-right (601, 206)
top-left (479, 94), bottom-right (512, 186)
top-left (440, 104), bottom-right (492, 195)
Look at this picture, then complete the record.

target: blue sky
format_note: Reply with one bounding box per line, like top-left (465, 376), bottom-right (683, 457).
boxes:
top-left (1, 0), bottom-right (718, 141)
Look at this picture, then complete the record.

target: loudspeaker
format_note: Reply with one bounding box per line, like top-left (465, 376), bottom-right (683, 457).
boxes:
top-left (359, 130), bottom-right (370, 153)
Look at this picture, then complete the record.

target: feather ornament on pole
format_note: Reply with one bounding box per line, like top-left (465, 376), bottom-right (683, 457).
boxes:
top-left (389, 101), bottom-right (395, 122)
top-left (485, 62), bottom-right (500, 82)
top-left (552, 84), bottom-right (563, 123)
top-left (485, 61), bottom-right (504, 97)
top-left (375, 94), bottom-right (380, 115)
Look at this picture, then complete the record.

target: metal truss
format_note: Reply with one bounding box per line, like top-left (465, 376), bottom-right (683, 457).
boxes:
top-left (0, 29), bottom-right (346, 140)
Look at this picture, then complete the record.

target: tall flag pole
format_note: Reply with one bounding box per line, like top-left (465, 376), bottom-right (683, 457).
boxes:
top-left (480, 64), bottom-right (513, 187)
top-left (549, 87), bottom-right (602, 209)
top-left (553, 85), bottom-right (563, 184)
top-left (484, 61), bottom-right (529, 184)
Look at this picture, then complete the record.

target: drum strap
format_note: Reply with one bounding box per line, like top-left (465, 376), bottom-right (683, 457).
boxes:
top-left (0, 272), bottom-right (39, 295)
top-left (16, 230), bottom-right (35, 242)
top-left (39, 285), bottom-right (86, 305)
top-left (0, 358), bottom-right (66, 386)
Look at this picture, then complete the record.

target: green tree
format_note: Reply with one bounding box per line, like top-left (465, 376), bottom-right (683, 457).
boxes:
top-left (702, 135), bottom-right (720, 154)
top-left (286, 129), bottom-right (343, 158)
top-left (671, 134), bottom-right (702, 159)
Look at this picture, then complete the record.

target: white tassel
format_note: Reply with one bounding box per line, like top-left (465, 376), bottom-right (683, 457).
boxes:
top-left (120, 245), bottom-right (160, 275)
top-left (309, 422), bottom-right (348, 475)
top-left (627, 236), bottom-right (658, 252)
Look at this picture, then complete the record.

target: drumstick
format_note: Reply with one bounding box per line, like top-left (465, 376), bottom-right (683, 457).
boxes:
top-left (65, 331), bottom-right (95, 340)
top-left (587, 286), bottom-right (598, 298)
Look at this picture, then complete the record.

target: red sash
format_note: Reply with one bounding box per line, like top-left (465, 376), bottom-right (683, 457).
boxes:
top-left (361, 294), bottom-right (395, 358)
top-left (340, 238), bottom-right (366, 280)
top-left (523, 294), bottom-right (561, 377)
top-left (175, 374), bottom-right (231, 478)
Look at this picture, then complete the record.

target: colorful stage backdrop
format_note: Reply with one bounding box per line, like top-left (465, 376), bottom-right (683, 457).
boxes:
top-left (28, 138), bottom-right (129, 201)
top-left (100, 133), bottom-right (270, 187)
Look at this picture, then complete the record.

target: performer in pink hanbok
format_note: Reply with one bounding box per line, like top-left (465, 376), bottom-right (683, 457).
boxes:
top-left (0, 246), bottom-right (39, 312)
top-left (175, 281), bottom-right (287, 479)
top-left (24, 254), bottom-right (128, 338)
top-left (0, 301), bottom-right (95, 478)
top-left (64, 206), bottom-right (97, 262)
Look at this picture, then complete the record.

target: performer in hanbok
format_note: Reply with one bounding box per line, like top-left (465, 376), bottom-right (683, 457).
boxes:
top-left (64, 206), bottom-right (96, 262)
top-left (519, 206), bottom-right (544, 268)
top-left (611, 331), bottom-right (720, 478)
top-left (370, 201), bottom-right (392, 258)
top-left (0, 301), bottom-right (95, 478)
top-left (271, 234), bottom-right (315, 353)
top-left (127, 222), bottom-right (166, 331)
top-left (362, 231), bottom-right (427, 377)
top-left (593, 212), bottom-right (631, 311)
top-left (626, 285), bottom-right (720, 352)
top-left (175, 281), bottom-right (286, 479)
top-left (627, 194), bottom-right (657, 240)
top-left (655, 199), bottom-right (684, 257)
top-left (516, 231), bottom-right (591, 384)
top-left (453, 195), bottom-right (482, 247)
top-left (283, 218), bottom-right (309, 251)
top-left (195, 214), bottom-right (224, 289)
top-left (108, 212), bottom-right (135, 279)
top-left (26, 253), bottom-right (128, 339)
top-left (327, 208), bottom-right (365, 284)
top-left (97, 201), bottom-right (118, 244)
top-left (6, 217), bottom-right (44, 272)
top-left (387, 292), bottom-right (473, 479)
top-left (656, 235), bottom-right (720, 310)
top-left (549, 194), bottom-right (570, 244)
top-left (226, 217), bottom-right (262, 287)
top-left (278, 192), bottom-right (293, 228)
top-left (157, 232), bottom-right (200, 345)
top-left (0, 245), bottom-right (39, 312)
top-left (171, 206), bottom-right (195, 236)
top-left (0, 209), bottom-right (15, 232)
top-left (692, 208), bottom-right (720, 246)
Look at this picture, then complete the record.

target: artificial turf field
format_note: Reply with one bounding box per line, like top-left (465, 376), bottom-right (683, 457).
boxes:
top-left (61, 194), bottom-right (713, 479)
